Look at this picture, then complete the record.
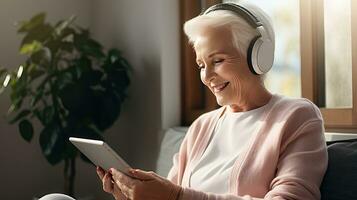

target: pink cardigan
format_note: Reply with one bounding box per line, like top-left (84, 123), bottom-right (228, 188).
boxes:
top-left (167, 96), bottom-right (328, 200)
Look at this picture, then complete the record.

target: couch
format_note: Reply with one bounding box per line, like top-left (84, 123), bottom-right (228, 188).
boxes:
top-left (156, 127), bottom-right (357, 200)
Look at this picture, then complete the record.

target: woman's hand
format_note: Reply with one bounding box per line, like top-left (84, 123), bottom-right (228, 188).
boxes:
top-left (96, 166), bottom-right (127, 200)
top-left (109, 168), bottom-right (182, 200)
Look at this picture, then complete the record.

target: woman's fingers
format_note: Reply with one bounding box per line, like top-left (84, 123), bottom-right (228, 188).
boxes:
top-left (128, 169), bottom-right (157, 181)
top-left (97, 167), bottom-right (128, 200)
top-left (110, 168), bottom-right (135, 186)
top-left (103, 172), bottom-right (114, 193)
top-left (96, 166), bottom-right (105, 179)
top-left (114, 179), bottom-right (132, 199)
top-left (112, 183), bottom-right (126, 200)
top-left (110, 168), bottom-right (140, 199)
top-left (97, 166), bottom-right (114, 193)
top-left (108, 168), bottom-right (181, 200)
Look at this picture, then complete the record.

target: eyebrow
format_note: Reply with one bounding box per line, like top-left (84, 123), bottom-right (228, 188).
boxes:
top-left (196, 50), bottom-right (228, 63)
top-left (208, 51), bottom-right (227, 58)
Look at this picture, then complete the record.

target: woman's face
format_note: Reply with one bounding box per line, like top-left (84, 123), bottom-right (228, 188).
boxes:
top-left (194, 26), bottom-right (258, 107)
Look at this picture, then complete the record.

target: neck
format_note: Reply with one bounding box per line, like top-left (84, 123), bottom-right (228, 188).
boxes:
top-left (228, 85), bottom-right (272, 113)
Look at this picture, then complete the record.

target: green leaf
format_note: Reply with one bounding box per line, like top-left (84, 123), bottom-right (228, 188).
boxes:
top-left (33, 106), bottom-right (55, 125)
top-left (107, 49), bottom-right (121, 64)
top-left (60, 41), bottom-right (74, 52)
top-left (80, 70), bottom-right (102, 86)
top-left (30, 47), bottom-right (52, 66)
top-left (92, 92), bottom-right (121, 130)
top-left (36, 75), bottom-right (51, 91)
top-left (20, 24), bottom-right (53, 47)
top-left (59, 83), bottom-right (92, 117)
top-left (33, 109), bottom-right (45, 125)
top-left (118, 57), bottom-right (132, 70)
top-left (39, 123), bottom-right (65, 165)
top-left (76, 56), bottom-right (92, 73)
top-left (10, 84), bottom-right (27, 111)
top-left (74, 34), bottom-right (104, 58)
top-left (108, 70), bottom-right (130, 92)
top-left (60, 28), bottom-right (76, 41)
top-left (20, 40), bottom-right (43, 55)
top-left (9, 109), bottom-right (31, 124)
top-left (54, 15), bottom-right (76, 36)
top-left (18, 119), bottom-right (34, 142)
top-left (30, 89), bottom-right (44, 107)
top-left (28, 68), bottom-right (45, 82)
top-left (9, 73), bottom-right (28, 112)
top-left (56, 71), bottom-right (73, 91)
top-left (42, 106), bottom-right (55, 125)
top-left (18, 13), bottom-right (46, 33)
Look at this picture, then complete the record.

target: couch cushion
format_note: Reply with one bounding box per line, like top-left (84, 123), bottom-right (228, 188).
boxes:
top-left (320, 139), bottom-right (357, 200)
top-left (156, 127), bottom-right (188, 177)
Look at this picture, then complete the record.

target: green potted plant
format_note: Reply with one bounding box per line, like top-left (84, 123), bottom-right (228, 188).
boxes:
top-left (0, 13), bottom-right (130, 196)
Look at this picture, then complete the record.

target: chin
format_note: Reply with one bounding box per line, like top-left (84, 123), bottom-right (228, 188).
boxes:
top-left (215, 97), bottom-right (227, 106)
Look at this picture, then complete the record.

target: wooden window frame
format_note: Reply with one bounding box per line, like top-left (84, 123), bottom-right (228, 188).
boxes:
top-left (180, 0), bottom-right (222, 126)
top-left (300, 0), bottom-right (357, 132)
top-left (181, 0), bottom-right (357, 132)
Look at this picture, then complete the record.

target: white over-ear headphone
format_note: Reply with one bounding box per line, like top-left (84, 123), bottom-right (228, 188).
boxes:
top-left (203, 3), bottom-right (275, 75)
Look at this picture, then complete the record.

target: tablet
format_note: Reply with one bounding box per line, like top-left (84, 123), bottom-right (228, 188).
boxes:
top-left (69, 137), bottom-right (132, 176)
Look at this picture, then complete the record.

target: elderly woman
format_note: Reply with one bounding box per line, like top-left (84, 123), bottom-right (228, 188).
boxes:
top-left (97, 2), bottom-right (328, 200)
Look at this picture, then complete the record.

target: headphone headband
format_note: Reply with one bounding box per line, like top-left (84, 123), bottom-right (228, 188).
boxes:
top-left (203, 3), bottom-right (262, 28)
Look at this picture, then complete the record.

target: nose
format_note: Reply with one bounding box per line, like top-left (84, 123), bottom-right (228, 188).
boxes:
top-left (201, 65), bottom-right (216, 84)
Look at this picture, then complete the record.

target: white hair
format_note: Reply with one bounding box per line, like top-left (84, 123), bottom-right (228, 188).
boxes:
top-left (183, 1), bottom-right (275, 62)
top-left (184, 10), bottom-right (256, 59)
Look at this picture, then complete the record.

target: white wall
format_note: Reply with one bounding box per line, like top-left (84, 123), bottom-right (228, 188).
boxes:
top-left (0, 0), bottom-right (181, 199)
top-left (91, 0), bottom-right (181, 168)
top-left (160, 0), bottom-right (181, 132)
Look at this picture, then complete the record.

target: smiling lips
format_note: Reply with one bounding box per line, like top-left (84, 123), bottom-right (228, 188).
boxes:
top-left (212, 82), bottom-right (229, 93)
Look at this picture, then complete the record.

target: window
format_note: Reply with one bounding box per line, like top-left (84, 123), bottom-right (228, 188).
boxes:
top-left (181, 0), bottom-right (357, 131)
top-left (301, 0), bottom-right (357, 130)
top-left (324, 0), bottom-right (352, 108)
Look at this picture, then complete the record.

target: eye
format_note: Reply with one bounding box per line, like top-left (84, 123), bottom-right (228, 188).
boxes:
top-left (213, 58), bottom-right (224, 65)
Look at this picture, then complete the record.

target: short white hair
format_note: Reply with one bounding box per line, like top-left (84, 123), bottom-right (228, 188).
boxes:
top-left (184, 10), bottom-right (257, 59)
top-left (183, 1), bottom-right (275, 60)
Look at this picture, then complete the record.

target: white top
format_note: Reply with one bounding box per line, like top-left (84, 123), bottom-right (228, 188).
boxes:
top-left (190, 96), bottom-right (275, 194)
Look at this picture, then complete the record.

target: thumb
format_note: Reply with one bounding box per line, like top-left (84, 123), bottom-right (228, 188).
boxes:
top-left (129, 169), bottom-right (157, 181)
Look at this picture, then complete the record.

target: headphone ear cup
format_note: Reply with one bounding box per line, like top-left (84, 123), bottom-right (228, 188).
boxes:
top-left (248, 36), bottom-right (274, 75)
top-left (247, 36), bottom-right (260, 75)
top-left (256, 39), bottom-right (274, 74)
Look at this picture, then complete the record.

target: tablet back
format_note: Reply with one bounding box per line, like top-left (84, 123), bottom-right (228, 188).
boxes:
top-left (69, 137), bottom-right (131, 174)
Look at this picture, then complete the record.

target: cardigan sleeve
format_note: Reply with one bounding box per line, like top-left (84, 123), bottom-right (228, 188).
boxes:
top-left (167, 126), bottom-right (191, 185)
top-left (170, 120), bottom-right (328, 200)
top-left (264, 119), bottom-right (328, 199)
top-left (167, 152), bottom-right (181, 184)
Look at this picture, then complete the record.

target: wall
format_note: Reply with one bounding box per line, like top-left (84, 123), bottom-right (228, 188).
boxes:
top-left (0, 0), bottom-right (181, 199)
top-left (90, 0), bottom-right (180, 168)
top-left (94, 0), bottom-right (181, 166)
